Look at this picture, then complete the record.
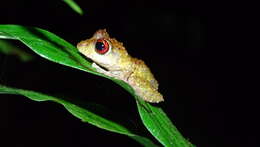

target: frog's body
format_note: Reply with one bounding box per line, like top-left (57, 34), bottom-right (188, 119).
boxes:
top-left (77, 29), bottom-right (164, 103)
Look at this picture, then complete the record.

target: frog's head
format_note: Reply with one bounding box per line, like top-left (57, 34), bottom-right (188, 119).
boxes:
top-left (77, 29), bottom-right (128, 70)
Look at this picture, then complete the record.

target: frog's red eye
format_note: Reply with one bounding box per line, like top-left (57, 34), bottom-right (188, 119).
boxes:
top-left (95, 39), bottom-right (109, 54)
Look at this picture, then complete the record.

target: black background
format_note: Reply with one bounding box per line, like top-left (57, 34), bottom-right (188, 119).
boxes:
top-left (0, 0), bottom-right (258, 147)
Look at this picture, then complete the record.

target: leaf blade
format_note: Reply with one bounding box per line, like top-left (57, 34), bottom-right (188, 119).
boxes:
top-left (0, 40), bottom-right (34, 62)
top-left (0, 24), bottom-right (195, 147)
top-left (0, 25), bottom-right (97, 74)
top-left (0, 84), bottom-right (158, 147)
top-left (136, 98), bottom-right (195, 147)
top-left (63, 0), bottom-right (84, 15)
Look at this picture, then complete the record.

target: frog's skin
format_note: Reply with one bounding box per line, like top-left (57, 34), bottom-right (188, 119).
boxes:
top-left (77, 29), bottom-right (164, 103)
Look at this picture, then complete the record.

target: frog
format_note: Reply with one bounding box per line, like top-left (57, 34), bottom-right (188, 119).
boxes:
top-left (77, 29), bottom-right (164, 103)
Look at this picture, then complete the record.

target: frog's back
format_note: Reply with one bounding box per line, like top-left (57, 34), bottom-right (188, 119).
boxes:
top-left (128, 58), bottom-right (163, 103)
top-left (131, 58), bottom-right (159, 90)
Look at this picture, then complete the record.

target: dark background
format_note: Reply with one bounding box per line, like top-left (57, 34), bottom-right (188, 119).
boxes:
top-left (0, 0), bottom-right (258, 147)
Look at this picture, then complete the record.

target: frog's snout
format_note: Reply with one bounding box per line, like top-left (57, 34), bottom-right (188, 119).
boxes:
top-left (77, 41), bottom-right (86, 48)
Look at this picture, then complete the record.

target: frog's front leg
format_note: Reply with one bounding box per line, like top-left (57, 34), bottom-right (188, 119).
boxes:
top-left (92, 62), bottom-right (113, 76)
top-left (92, 63), bottom-right (126, 80)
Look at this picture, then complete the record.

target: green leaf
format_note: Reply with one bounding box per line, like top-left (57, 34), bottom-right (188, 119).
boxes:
top-left (0, 25), bottom-right (97, 74)
top-left (63, 0), bottom-right (84, 15)
top-left (0, 40), bottom-right (34, 62)
top-left (136, 98), bottom-right (195, 147)
top-left (0, 84), bottom-right (158, 147)
top-left (0, 25), bottom-right (195, 147)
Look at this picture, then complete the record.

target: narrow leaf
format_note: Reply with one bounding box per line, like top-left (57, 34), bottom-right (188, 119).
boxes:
top-left (0, 84), bottom-right (158, 147)
top-left (136, 98), bottom-right (195, 147)
top-left (0, 40), bottom-right (34, 62)
top-left (0, 25), bottom-right (195, 147)
top-left (0, 25), bottom-right (97, 75)
top-left (63, 0), bottom-right (83, 15)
